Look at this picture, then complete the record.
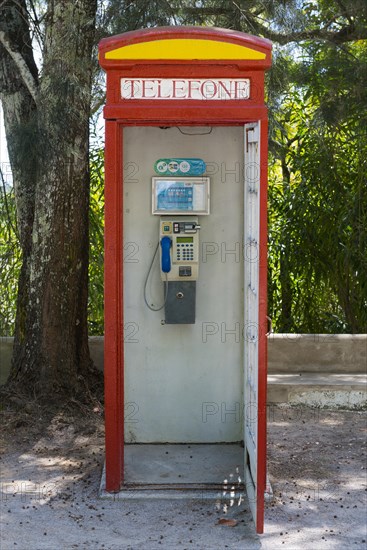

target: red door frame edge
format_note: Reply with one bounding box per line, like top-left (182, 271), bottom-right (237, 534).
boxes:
top-left (104, 121), bottom-right (124, 492)
top-left (256, 116), bottom-right (268, 534)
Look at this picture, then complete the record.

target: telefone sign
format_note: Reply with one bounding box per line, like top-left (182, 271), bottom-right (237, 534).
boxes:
top-left (121, 78), bottom-right (250, 100)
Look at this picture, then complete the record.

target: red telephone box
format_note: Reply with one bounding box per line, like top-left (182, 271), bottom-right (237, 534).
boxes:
top-left (99, 26), bottom-right (271, 533)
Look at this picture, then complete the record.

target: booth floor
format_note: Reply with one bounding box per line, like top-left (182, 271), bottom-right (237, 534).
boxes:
top-left (100, 444), bottom-right (244, 499)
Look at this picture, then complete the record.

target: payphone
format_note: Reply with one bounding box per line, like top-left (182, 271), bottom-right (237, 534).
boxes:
top-left (159, 217), bottom-right (200, 324)
top-left (145, 174), bottom-right (210, 324)
top-left (159, 218), bottom-right (200, 281)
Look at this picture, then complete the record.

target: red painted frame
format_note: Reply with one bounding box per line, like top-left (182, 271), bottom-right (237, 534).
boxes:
top-left (257, 116), bottom-right (269, 533)
top-left (99, 26), bottom-right (271, 534)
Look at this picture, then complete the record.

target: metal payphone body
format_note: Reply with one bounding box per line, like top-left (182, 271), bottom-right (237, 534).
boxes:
top-left (159, 217), bottom-right (200, 324)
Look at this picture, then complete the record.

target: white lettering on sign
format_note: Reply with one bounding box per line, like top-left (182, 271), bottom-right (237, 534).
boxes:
top-left (121, 78), bottom-right (250, 100)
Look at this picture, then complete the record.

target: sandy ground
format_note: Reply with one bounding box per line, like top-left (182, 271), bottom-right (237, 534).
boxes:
top-left (0, 400), bottom-right (366, 549)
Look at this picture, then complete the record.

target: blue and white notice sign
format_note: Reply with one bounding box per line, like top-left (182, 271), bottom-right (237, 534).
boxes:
top-left (154, 158), bottom-right (206, 177)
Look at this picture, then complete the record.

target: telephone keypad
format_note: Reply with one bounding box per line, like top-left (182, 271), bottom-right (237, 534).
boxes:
top-left (176, 242), bottom-right (194, 262)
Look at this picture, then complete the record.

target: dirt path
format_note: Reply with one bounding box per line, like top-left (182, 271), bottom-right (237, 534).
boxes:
top-left (1, 401), bottom-right (366, 549)
top-left (264, 404), bottom-right (367, 547)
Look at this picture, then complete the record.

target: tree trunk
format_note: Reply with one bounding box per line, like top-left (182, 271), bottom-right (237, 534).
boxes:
top-left (0, 0), bottom-right (38, 383)
top-left (0, 0), bottom-right (97, 398)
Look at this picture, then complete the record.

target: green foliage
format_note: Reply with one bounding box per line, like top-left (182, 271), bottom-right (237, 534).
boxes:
top-left (88, 146), bottom-right (104, 335)
top-left (268, 40), bottom-right (367, 333)
top-left (0, 182), bottom-right (21, 335)
top-left (0, 150), bottom-right (105, 337)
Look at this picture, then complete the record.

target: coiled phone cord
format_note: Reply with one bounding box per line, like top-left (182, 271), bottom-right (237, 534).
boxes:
top-left (143, 241), bottom-right (169, 311)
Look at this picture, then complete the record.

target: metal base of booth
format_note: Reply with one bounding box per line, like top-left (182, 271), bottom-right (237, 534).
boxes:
top-left (99, 444), bottom-right (245, 500)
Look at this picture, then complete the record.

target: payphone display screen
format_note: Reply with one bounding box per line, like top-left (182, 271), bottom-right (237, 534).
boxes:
top-left (176, 236), bottom-right (193, 243)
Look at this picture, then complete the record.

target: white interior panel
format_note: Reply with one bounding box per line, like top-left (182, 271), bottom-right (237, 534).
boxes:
top-left (123, 126), bottom-right (244, 442)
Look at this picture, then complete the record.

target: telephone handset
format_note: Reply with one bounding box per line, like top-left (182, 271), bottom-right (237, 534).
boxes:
top-left (160, 236), bottom-right (172, 273)
top-left (159, 217), bottom-right (200, 281)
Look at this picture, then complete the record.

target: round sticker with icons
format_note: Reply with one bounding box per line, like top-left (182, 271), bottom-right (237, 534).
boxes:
top-left (168, 161), bottom-right (179, 173)
top-left (179, 161), bottom-right (191, 173)
top-left (156, 160), bottom-right (168, 173)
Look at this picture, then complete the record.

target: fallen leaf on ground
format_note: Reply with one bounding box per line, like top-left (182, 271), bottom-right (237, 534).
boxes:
top-left (216, 518), bottom-right (238, 527)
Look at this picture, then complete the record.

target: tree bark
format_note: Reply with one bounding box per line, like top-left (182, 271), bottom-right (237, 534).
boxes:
top-left (0, 0), bottom-right (38, 386)
top-left (1, 0), bottom-right (97, 398)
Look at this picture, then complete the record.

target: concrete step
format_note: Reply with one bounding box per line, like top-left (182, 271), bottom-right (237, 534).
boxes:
top-left (267, 373), bottom-right (367, 409)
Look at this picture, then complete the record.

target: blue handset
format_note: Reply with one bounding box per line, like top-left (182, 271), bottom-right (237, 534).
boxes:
top-left (160, 236), bottom-right (172, 273)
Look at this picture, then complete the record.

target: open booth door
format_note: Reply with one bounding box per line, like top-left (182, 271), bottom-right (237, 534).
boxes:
top-left (243, 121), bottom-right (267, 533)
